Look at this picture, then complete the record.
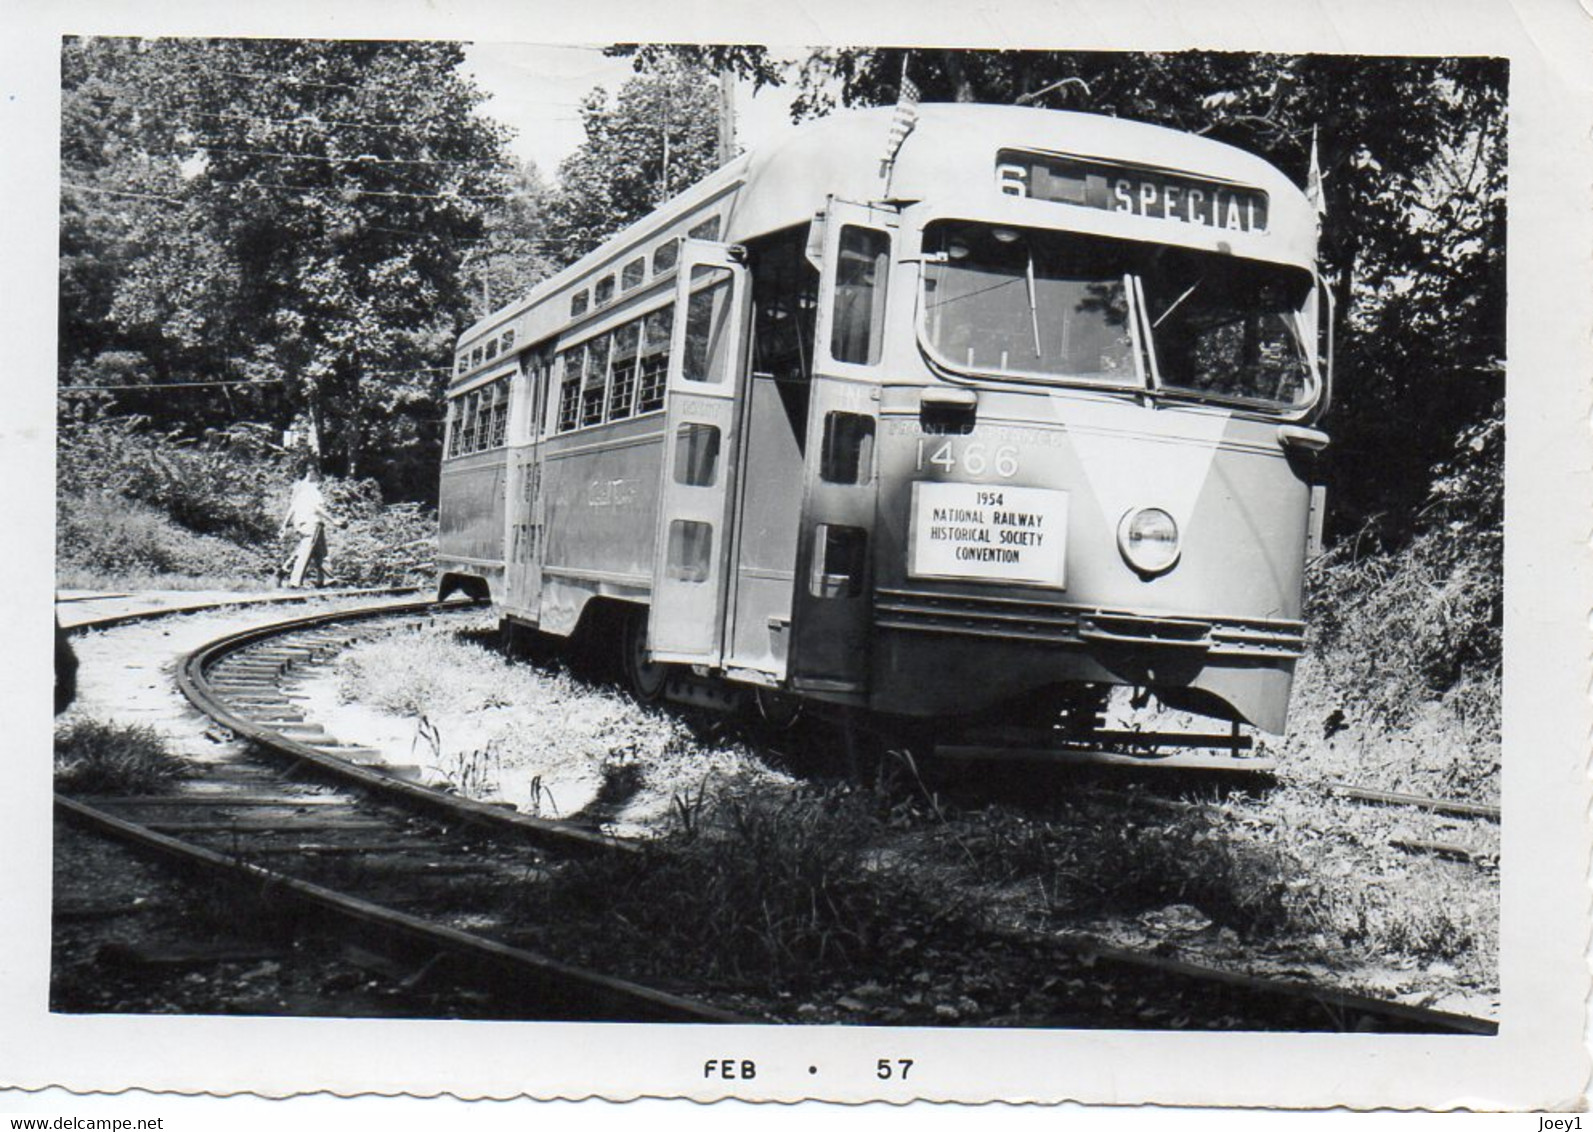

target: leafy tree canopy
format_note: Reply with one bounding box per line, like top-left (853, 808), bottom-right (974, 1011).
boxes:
top-left (543, 60), bottom-right (724, 262)
top-left (60, 36), bottom-right (530, 497)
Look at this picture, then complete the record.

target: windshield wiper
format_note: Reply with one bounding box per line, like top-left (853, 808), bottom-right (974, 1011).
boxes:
top-left (1023, 245), bottom-right (1042, 357)
top-left (1152, 277), bottom-right (1203, 329)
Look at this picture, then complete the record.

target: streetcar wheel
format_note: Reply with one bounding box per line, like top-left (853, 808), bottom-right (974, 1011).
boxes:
top-left (620, 610), bottom-right (669, 702)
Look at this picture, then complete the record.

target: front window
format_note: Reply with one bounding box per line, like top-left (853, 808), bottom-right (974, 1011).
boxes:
top-left (919, 220), bottom-right (1316, 411)
top-left (1138, 247), bottom-right (1314, 409)
top-left (921, 221), bottom-right (1138, 385)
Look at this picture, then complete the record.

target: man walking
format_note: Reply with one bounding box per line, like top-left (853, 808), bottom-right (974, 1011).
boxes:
top-left (278, 465), bottom-right (333, 588)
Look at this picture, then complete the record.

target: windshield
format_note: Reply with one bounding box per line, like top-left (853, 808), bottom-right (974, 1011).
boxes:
top-left (921, 221), bottom-right (1139, 385)
top-left (919, 220), bottom-right (1317, 411)
top-left (1139, 245), bottom-right (1315, 409)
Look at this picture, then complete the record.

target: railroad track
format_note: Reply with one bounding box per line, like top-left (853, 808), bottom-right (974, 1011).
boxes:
top-left (57, 596), bottom-right (742, 1024)
top-left (55, 594), bottom-right (1496, 1033)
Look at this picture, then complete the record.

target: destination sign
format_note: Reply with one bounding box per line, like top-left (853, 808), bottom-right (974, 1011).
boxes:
top-left (996, 149), bottom-right (1269, 234)
top-left (909, 482), bottom-right (1068, 587)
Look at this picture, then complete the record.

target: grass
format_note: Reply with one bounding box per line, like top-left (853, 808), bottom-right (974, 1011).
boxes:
top-left (333, 621), bottom-right (788, 827)
top-left (55, 719), bottom-right (188, 795)
top-left (951, 799), bottom-right (1311, 939)
top-left (523, 784), bottom-right (961, 992)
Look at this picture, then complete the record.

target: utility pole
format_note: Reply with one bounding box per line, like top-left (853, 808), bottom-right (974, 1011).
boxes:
top-left (717, 65), bottom-right (736, 166)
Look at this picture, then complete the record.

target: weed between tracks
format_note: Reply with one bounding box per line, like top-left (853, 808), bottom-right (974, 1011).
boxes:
top-left (54, 719), bottom-right (189, 795)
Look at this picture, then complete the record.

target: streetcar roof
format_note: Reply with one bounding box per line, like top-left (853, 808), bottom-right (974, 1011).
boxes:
top-left (456, 104), bottom-right (1317, 366)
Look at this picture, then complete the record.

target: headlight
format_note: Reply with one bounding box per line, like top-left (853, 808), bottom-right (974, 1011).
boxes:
top-left (1118, 507), bottom-right (1180, 576)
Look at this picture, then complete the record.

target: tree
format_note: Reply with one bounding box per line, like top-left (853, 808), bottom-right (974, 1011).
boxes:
top-left (60, 36), bottom-right (522, 498)
top-left (544, 61), bottom-right (724, 262)
top-left (787, 49), bottom-right (1507, 546)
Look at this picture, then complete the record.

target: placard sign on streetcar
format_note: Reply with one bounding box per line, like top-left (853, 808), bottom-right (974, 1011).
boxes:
top-left (908, 482), bottom-right (1069, 587)
top-left (996, 149), bottom-right (1270, 234)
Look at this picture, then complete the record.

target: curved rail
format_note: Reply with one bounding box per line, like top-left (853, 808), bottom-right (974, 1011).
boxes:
top-left (174, 598), bottom-right (634, 857)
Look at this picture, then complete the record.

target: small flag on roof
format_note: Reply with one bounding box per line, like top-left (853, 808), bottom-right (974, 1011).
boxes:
top-left (879, 57), bottom-right (921, 180)
top-left (1306, 126), bottom-right (1326, 218)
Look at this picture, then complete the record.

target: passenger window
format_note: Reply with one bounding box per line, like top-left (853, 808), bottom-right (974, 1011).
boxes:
top-left (486, 339), bottom-right (499, 360)
top-left (652, 241), bottom-right (679, 275)
top-left (608, 323), bottom-right (640, 421)
top-left (570, 290), bottom-right (589, 318)
top-left (666, 520), bottom-right (712, 583)
top-left (683, 267), bottom-right (733, 383)
top-left (622, 258), bottom-right (645, 290)
top-left (556, 349), bottom-right (582, 432)
top-left (820, 412), bottom-right (875, 484)
top-left (672, 423), bottom-right (721, 487)
top-left (689, 216), bottom-right (721, 242)
top-left (446, 399), bottom-right (462, 457)
top-left (472, 345), bottom-right (484, 367)
top-left (489, 381), bottom-right (509, 447)
top-left (595, 275), bottom-right (616, 306)
top-left (503, 328), bottom-right (515, 348)
top-left (637, 306), bottom-right (673, 413)
top-left (831, 226), bottom-right (890, 365)
top-left (581, 335), bottom-right (610, 427)
top-left (460, 391), bottom-right (479, 451)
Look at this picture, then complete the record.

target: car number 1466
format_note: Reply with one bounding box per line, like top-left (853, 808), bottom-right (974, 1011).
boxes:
top-left (915, 438), bottom-right (1020, 478)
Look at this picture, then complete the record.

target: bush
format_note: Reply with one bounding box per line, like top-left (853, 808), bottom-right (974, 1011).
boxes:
top-left (56, 412), bottom-right (436, 588)
top-left (57, 491), bottom-right (269, 580)
top-left (55, 719), bottom-right (188, 795)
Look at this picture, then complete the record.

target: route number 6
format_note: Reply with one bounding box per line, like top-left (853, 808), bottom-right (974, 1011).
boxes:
top-left (916, 440), bottom-right (1019, 478)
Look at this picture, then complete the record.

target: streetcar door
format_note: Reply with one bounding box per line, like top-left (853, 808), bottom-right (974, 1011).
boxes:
top-left (787, 199), bottom-right (895, 696)
top-left (504, 347), bottom-right (549, 618)
top-left (647, 239), bottom-right (752, 664)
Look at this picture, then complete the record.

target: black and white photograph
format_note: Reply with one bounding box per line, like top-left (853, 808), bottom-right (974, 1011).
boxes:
top-left (3, 0), bottom-right (1589, 1116)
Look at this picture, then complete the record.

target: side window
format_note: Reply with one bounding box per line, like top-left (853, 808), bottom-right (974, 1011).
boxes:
top-left (460, 391), bottom-right (480, 452)
top-left (831, 225), bottom-right (890, 365)
top-left (689, 215), bottom-right (721, 242)
top-left (683, 267), bottom-right (734, 384)
top-left (637, 305), bottom-right (673, 413)
top-left (472, 345), bottom-right (484, 367)
top-left (581, 334), bottom-right (610, 427)
top-left (556, 348), bottom-right (582, 433)
top-left (570, 289), bottom-right (589, 319)
top-left (486, 338), bottom-right (499, 361)
top-left (594, 275), bottom-right (616, 306)
top-left (652, 240), bottom-right (678, 276)
top-left (621, 258), bottom-right (645, 291)
top-left (489, 380), bottom-right (509, 447)
top-left (608, 322), bottom-right (641, 421)
top-left (446, 398), bottom-right (461, 457)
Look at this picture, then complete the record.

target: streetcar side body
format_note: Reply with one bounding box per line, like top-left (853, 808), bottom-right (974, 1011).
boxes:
top-left (439, 105), bottom-right (1331, 737)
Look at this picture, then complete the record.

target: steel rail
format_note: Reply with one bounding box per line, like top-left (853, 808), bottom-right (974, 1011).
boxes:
top-left (59, 585), bottom-right (424, 633)
top-left (1049, 930), bottom-right (1497, 1036)
top-left (55, 794), bottom-right (745, 1024)
top-left (173, 598), bottom-right (636, 857)
top-left (1325, 781), bottom-right (1500, 822)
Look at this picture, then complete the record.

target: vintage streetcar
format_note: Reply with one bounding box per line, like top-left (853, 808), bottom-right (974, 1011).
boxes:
top-left (437, 103), bottom-right (1331, 761)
